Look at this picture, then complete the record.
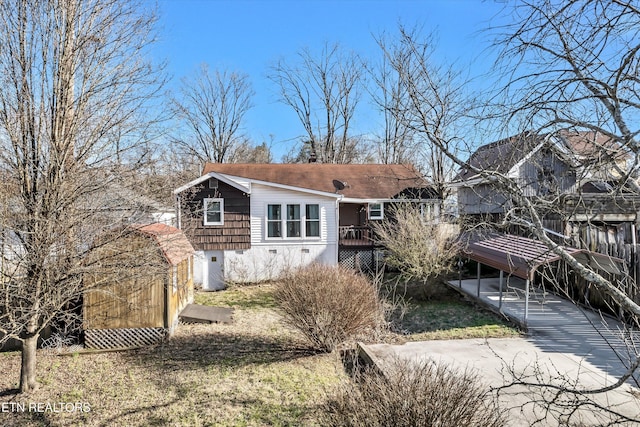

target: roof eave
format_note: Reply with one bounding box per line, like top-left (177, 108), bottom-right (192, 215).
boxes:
top-left (173, 172), bottom-right (250, 195)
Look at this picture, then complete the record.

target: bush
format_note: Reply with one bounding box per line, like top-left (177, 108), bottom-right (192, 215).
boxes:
top-left (372, 203), bottom-right (459, 283)
top-left (323, 357), bottom-right (505, 427)
top-left (275, 264), bottom-right (383, 352)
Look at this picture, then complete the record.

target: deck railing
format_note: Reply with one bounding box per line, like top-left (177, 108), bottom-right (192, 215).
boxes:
top-left (339, 226), bottom-right (373, 246)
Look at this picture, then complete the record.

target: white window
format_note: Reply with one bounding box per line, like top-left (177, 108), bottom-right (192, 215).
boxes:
top-left (204, 198), bottom-right (224, 225)
top-left (267, 204), bottom-right (282, 237)
top-left (369, 202), bottom-right (383, 220)
top-left (266, 203), bottom-right (321, 239)
top-left (305, 204), bottom-right (320, 237)
top-left (420, 203), bottom-right (431, 220)
top-left (286, 204), bottom-right (301, 238)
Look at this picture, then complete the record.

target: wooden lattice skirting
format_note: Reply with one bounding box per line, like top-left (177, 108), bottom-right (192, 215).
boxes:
top-left (339, 249), bottom-right (375, 271)
top-left (84, 327), bottom-right (167, 349)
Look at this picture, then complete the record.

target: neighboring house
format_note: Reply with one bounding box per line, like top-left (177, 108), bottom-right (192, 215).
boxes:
top-left (83, 223), bottom-right (195, 349)
top-left (453, 129), bottom-right (630, 216)
top-left (452, 129), bottom-right (640, 285)
top-left (174, 163), bottom-right (437, 290)
top-left (100, 180), bottom-right (176, 226)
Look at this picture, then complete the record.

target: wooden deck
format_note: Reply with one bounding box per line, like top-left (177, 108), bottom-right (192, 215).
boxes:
top-left (339, 226), bottom-right (374, 247)
top-left (179, 304), bottom-right (234, 324)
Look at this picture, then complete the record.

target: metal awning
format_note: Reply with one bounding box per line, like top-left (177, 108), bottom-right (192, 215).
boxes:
top-left (458, 232), bottom-right (625, 325)
top-left (462, 233), bottom-right (623, 280)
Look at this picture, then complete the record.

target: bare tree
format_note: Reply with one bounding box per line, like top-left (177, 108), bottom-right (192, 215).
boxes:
top-left (389, 2), bottom-right (640, 423)
top-left (488, 0), bottom-right (640, 316)
top-left (269, 43), bottom-right (365, 163)
top-left (369, 31), bottom-right (417, 164)
top-left (171, 64), bottom-right (254, 164)
top-left (230, 140), bottom-right (273, 163)
top-left (0, 0), bottom-right (163, 393)
top-left (495, 0), bottom-right (640, 181)
top-left (378, 25), bottom-right (472, 200)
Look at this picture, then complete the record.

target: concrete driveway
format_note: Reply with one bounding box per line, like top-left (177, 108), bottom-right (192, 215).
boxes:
top-left (358, 277), bottom-right (640, 426)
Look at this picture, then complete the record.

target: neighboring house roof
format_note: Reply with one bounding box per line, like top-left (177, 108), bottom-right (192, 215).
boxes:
top-left (455, 130), bottom-right (628, 182)
top-left (455, 131), bottom-right (544, 181)
top-left (134, 223), bottom-right (194, 266)
top-left (199, 163), bottom-right (432, 200)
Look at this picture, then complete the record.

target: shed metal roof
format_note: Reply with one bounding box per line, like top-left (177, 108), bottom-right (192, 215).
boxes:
top-left (462, 233), bottom-right (623, 280)
top-left (134, 223), bottom-right (195, 266)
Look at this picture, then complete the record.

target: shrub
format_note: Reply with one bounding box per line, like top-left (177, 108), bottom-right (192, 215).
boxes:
top-left (275, 264), bottom-right (383, 352)
top-left (372, 203), bottom-right (459, 283)
top-left (323, 357), bottom-right (505, 427)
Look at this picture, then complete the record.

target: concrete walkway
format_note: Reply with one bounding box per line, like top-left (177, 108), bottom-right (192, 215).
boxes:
top-left (452, 277), bottom-right (639, 381)
top-left (359, 277), bottom-right (640, 426)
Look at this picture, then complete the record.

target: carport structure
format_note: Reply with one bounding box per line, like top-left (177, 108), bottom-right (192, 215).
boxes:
top-left (459, 233), bottom-right (624, 324)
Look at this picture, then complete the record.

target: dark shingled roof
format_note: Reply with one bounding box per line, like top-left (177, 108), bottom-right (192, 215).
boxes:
top-left (455, 131), bottom-right (544, 181)
top-left (456, 130), bottom-right (627, 181)
top-left (202, 163), bottom-right (433, 199)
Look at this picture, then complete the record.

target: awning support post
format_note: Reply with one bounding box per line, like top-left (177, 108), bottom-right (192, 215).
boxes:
top-left (524, 278), bottom-right (530, 325)
top-left (499, 270), bottom-right (504, 309)
top-left (477, 262), bottom-right (481, 297)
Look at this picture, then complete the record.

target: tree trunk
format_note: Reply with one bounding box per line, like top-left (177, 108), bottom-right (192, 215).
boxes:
top-left (20, 335), bottom-right (39, 393)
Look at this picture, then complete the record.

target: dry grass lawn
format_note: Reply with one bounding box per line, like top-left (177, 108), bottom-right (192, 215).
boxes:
top-left (0, 282), bottom-right (518, 426)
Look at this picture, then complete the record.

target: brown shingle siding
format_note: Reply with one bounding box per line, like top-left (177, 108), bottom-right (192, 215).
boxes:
top-left (180, 180), bottom-right (251, 251)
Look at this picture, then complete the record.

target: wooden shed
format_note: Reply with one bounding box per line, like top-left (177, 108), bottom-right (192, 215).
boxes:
top-left (83, 223), bottom-right (195, 349)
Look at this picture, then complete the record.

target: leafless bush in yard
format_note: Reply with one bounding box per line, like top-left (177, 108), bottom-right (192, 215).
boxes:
top-left (372, 203), bottom-right (459, 284)
top-left (275, 264), bottom-right (384, 352)
top-left (323, 357), bottom-right (505, 427)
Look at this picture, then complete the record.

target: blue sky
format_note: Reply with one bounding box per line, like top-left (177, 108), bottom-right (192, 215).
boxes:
top-left (153, 0), bottom-right (508, 160)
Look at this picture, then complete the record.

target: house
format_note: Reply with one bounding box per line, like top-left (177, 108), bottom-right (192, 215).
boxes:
top-left (99, 179), bottom-right (176, 226)
top-left (453, 129), bottom-right (640, 291)
top-left (174, 163), bottom-right (437, 290)
top-left (453, 129), bottom-right (631, 217)
top-left (83, 223), bottom-right (195, 349)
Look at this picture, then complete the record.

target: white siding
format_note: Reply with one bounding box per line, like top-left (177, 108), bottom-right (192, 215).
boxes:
top-left (211, 183), bottom-right (340, 283)
top-left (189, 183), bottom-right (340, 284)
top-left (249, 184), bottom-right (338, 245)
top-left (224, 244), bottom-right (337, 283)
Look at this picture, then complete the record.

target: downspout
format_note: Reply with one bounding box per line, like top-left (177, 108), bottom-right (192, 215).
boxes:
top-left (335, 196), bottom-right (342, 265)
top-left (524, 268), bottom-right (537, 328)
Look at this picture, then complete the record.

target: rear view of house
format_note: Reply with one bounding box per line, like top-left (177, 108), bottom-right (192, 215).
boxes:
top-left (174, 163), bottom-right (437, 290)
top-left (83, 224), bottom-right (195, 349)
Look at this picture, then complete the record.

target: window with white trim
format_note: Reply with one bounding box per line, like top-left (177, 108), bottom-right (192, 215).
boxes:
top-left (204, 198), bottom-right (224, 225)
top-left (305, 204), bottom-right (320, 237)
top-left (266, 203), bottom-right (321, 239)
top-left (419, 203), bottom-right (431, 220)
top-left (286, 204), bottom-right (301, 237)
top-left (267, 204), bottom-right (282, 237)
top-left (368, 202), bottom-right (383, 220)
